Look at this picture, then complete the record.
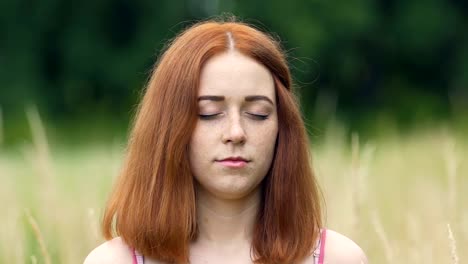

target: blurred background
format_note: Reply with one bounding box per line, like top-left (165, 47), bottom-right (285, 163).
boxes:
top-left (1, 0), bottom-right (467, 145)
top-left (0, 0), bottom-right (467, 263)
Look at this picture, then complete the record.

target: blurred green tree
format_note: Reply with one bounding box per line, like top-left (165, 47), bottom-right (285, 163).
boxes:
top-left (0, 0), bottom-right (466, 143)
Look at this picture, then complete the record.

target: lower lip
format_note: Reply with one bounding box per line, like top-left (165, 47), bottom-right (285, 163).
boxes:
top-left (217, 160), bottom-right (248, 168)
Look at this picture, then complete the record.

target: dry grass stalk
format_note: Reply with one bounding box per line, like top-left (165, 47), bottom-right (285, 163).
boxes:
top-left (371, 211), bottom-right (394, 263)
top-left (350, 133), bottom-right (374, 234)
top-left (350, 132), bottom-right (361, 233)
top-left (25, 105), bottom-right (54, 183)
top-left (26, 105), bottom-right (49, 157)
top-left (25, 104), bottom-right (58, 230)
top-left (447, 223), bottom-right (459, 264)
top-left (30, 255), bottom-right (37, 264)
top-left (24, 209), bottom-right (51, 264)
top-left (443, 136), bottom-right (458, 217)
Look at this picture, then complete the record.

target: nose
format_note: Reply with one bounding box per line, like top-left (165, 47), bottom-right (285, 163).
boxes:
top-left (222, 114), bottom-right (246, 145)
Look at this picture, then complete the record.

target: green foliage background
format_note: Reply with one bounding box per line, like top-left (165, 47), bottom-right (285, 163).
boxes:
top-left (1, 0), bottom-right (467, 143)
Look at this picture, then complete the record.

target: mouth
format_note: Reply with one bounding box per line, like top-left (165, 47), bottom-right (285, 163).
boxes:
top-left (216, 156), bottom-right (250, 168)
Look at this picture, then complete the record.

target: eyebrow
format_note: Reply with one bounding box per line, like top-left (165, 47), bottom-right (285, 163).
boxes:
top-left (198, 95), bottom-right (274, 105)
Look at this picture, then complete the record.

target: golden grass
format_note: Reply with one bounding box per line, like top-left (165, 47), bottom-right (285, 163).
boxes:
top-left (24, 209), bottom-right (51, 264)
top-left (0, 113), bottom-right (466, 263)
top-left (447, 223), bottom-right (459, 264)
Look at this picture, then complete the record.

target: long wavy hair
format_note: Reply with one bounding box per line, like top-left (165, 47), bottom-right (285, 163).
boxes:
top-left (102, 17), bottom-right (323, 264)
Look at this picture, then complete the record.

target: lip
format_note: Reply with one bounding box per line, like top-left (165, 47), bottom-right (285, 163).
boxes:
top-left (216, 156), bottom-right (250, 168)
top-left (219, 156), bottom-right (249, 162)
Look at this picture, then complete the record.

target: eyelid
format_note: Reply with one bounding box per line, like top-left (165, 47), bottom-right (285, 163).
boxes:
top-left (198, 112), bottom-right (269, 121)
top-left (246, 112), bottom-right (269, 120)
top-left (198, 113), bottom-right (221, 120)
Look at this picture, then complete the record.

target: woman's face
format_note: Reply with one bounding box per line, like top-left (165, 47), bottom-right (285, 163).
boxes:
top-left (189, 51), bottom-right (278, 200)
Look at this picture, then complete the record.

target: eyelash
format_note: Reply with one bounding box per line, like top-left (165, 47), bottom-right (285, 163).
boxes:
top-left (199, 113), bottom-right (269, 120)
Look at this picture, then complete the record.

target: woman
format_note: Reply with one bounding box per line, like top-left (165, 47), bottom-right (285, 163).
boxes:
top-left (84, 18), bottom-right (368, 264)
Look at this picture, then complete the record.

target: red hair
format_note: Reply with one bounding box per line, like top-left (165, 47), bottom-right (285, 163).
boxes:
top-left (102, 17), bottom-right (323, 264)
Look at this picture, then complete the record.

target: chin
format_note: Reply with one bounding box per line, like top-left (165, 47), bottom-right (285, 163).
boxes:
top-left (210, 183), bottom-right (262, 200)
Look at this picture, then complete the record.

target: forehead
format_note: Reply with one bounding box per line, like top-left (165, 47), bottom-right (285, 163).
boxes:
top-left (198, 51), bottom-right (275, 100)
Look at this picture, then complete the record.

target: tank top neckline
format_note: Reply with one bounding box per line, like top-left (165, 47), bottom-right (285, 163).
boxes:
top-left (131, 228), bottom-right (327, 264)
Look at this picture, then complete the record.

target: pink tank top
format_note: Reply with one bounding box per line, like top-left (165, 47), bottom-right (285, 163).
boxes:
top-left (132, 229), bottom-right (327, 264)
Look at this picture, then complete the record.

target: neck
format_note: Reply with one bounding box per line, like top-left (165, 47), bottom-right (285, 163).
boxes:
top-left (194, 185), bottom-right (262, 247)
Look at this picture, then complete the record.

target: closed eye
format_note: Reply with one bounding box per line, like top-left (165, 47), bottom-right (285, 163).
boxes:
top-left (198, 113), bottom-right (269, 120)
top-left (199, 113), bottom-right (220, 120)
top-left (246, 113), bottom-right (269, 120)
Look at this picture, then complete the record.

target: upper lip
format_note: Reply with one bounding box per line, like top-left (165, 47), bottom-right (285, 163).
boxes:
top-left (218, 156), bottom-right (250, 162)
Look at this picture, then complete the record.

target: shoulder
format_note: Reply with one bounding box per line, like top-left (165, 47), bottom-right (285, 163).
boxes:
top-left (83, 237), bottom-right (134, 264)
top-left (323, 229), bottom-right (368, 264)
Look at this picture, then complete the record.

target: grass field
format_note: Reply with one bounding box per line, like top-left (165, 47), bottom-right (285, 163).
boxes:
top-left (0, 109), bottom-right (466, 263)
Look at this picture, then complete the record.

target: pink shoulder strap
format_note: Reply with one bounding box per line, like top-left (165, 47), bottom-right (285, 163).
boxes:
top-left (130, 247), bottom-right (144, 264)
top-left (318, 229), bottom-right (327, 264)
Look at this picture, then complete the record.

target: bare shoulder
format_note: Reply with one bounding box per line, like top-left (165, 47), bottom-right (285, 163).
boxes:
top-left (83, 237), bottom-right (134, 264)
top-left (323, 229), bottom-right (368, 264)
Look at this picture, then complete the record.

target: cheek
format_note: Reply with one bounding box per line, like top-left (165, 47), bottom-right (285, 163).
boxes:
top-left (188, 124), bottom-right (214, 171)
top-left (249, 122), bottom-right (278, 165)
top-left (254, 119), bottom-right (278, 147)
